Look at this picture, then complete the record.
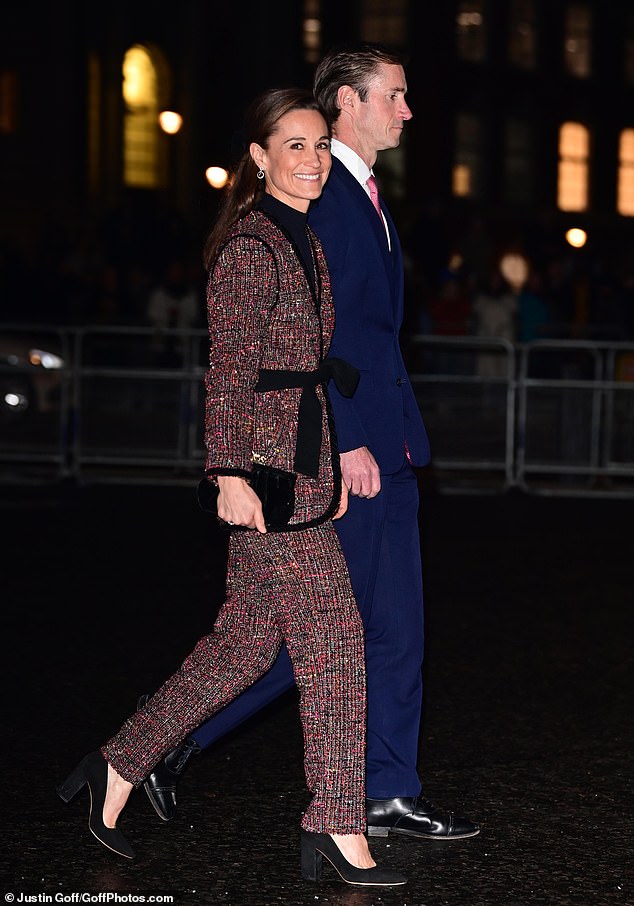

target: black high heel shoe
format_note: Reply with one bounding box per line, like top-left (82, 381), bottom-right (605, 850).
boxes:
top-left (301, 830), bottom-right (407, 886)
top-left (57, 751), bottom-right (135, 859)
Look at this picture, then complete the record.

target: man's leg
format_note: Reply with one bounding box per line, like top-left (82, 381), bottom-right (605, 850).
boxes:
top-left (335, 457), bottom-right (480, 840)
top-left (141, 644), bottom-right (296, 819)
top-left (191, 647), bottom-right (295, 747)
top-left (334, 457), bottom-right (424, 799)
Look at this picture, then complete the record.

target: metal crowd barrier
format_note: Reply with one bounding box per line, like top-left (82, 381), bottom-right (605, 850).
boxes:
top-left (406, 334), bottom-right (634, 497)
top-left (2, 324), bottom-right (634, 497)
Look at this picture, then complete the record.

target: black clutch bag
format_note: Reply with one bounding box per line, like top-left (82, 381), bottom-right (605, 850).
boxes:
top-left (197, 464), bottom-right (296, 530)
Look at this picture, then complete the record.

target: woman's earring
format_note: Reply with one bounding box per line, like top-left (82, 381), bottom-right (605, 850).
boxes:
top-left (257, 168), bottom-right (265, 180)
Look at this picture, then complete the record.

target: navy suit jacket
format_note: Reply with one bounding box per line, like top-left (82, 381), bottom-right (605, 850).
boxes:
top-left (308, 156), bottom-right (431, 474)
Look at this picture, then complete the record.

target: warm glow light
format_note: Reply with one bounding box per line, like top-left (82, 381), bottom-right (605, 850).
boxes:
top-left (452, 164), bottom-right (471, 196)
top-left (206, 166), bottom-right (229, 189)
top-left (499, 253), bottom-right (529, 290)
top-left (565, 228), bottom-right (587, 248)
top-left (158, 111), bottom-right (183, 134)
top-left (448, 253), bottom-right (464, 272)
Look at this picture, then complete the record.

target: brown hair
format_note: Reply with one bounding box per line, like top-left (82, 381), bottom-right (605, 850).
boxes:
top-left (313, 42), bottom-right (403, 126)
top-left (203, 87), bottom-right (325, 269)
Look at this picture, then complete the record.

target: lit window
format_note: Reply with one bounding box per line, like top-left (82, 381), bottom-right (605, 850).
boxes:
top-left (563, 4), bottom-right (592, 78)
top-left (0, 70), bottom-right (18, 135)
top-left (557, 122), bottom-right (589, 211)
top-left (303, 0), bottom-right (321, 65)
top-left (453, 114), bottom-right (482, 199)
top-left (617, 129), bottom-right (634, 216)
top-left (508, 0), bottom-right (536, 69)
top-left (122, 45), bottom-right (168, 189)
top-left (456, 0), bottom-right (486, 63)
top-left (361, 0), bottom-right (407, 45)
top-left (504, 118), bottom-right (533, 204)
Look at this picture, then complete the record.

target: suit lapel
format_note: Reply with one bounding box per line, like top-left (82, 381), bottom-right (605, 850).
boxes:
top-left (330, 160), bottom-right (402, 321)
top-left (331, 159), bottom-right (392, 270)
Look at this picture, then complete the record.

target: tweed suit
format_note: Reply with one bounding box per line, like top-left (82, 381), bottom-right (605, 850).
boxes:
top-left (102, 209), bottom-right (367, 834)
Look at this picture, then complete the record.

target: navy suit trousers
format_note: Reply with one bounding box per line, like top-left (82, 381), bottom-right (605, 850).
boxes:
top-left (191, 457), bottom-right (424, 799)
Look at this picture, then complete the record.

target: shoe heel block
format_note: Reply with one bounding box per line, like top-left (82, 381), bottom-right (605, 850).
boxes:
top-left (56, 760), bottom-right (87, 803)
top-left (300, 832), bottom-right (323, 882)
top-left (55, 769), bottom-right (86, 802)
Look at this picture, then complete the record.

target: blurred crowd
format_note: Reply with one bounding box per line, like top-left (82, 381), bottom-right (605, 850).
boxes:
top-left (2, 202), bottom-right (634, 347)
top-left (0, 204), bottom-right (208, 334)
top-left (402, 205), bottom-right (634, 346)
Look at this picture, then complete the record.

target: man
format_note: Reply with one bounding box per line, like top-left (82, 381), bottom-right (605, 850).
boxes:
top-left (141, 43), bottom-right (479, 842)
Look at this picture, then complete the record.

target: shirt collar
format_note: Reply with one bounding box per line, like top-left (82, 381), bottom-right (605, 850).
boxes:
top-left (330, 138), bottom-right (374, 187)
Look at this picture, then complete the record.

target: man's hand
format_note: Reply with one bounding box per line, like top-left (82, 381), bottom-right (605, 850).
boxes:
top-left (217, 475), bottom-right (267, 533)
top-left (340, 447), bottom-right (381, 498)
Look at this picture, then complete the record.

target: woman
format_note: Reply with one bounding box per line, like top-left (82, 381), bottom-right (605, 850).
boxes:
top-left (57, 88), bottom-right (406, 888)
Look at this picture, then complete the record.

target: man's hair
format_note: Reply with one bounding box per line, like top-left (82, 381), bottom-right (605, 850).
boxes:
top-left (313, 42), bottom-right (403, 125)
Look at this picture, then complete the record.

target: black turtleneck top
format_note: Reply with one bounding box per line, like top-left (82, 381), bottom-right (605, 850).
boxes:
top-left (257, 192), bottom-right (315, 295)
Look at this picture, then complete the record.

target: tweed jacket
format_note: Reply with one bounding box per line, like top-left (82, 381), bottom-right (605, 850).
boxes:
top-left (203, 209), bottom-right (342, 530)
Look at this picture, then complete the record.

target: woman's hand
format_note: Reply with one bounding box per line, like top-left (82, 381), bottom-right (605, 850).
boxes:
top-left (217, 476), bottom-right (267, 533)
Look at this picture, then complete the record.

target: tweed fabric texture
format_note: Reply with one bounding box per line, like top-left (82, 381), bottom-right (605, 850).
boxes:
top-left (203, 211), bottom-right (341, 530)
top-left (102, 523), bottom-right (367, 833)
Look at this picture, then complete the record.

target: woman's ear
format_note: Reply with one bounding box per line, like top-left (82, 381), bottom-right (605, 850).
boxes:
top-left (249, 142), bottom-right (266, 172)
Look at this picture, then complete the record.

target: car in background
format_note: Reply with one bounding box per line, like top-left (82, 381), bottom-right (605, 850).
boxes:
top-left (0, 327), bottom-right (68, 417)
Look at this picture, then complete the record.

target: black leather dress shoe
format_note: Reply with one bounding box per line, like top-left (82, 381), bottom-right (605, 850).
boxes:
top-left (137, 694), bottom-right (201, 822)
top-left (366, 796), bottom-right (480, 840)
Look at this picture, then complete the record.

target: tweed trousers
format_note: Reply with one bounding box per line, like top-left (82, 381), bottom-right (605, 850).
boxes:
top-left (102, 521), bottom-right (367, 834)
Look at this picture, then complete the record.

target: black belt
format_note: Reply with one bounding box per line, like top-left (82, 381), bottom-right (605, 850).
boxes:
top-left (254, 357), bottom-right (359, 477)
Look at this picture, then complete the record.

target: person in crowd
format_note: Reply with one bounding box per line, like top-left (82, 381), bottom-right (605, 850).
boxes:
top-left (146, 255), bottom-right (202, 366)
top-left (57, 86), bottom-right (406, 888)
top-left (143, 43), bottom-right (479, 846)
top-left (517, 270), bottom-right (551, 343)
top-left (472, 270), bottom-right (518, 379)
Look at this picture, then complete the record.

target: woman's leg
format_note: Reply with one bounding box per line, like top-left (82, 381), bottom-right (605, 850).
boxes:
top-left (250, 523), bottom-right (367, 835)
top-left (101, 522), bottom-right (367, 838)
top-left (102, 532), bottom-right (283, 784)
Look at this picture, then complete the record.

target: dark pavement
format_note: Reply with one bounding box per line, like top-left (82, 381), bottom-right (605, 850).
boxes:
top-left (2, 481), bottom-right (633, 906)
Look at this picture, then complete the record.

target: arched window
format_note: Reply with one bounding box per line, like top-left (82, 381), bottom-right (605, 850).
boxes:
top-left (122, 44), bottom-right (169, 189)
top-left (617, 129), bottom-right (634, 216)
top-left (557, 122), bottom-right (589, 211)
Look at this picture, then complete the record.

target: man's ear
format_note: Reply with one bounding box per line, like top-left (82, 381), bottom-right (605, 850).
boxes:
top-left (250, 142), bottom-right (266, 171)
top-left (336, 85), bottom-right (356, 114)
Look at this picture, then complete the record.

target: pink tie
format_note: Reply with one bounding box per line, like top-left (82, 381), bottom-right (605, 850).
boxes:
top-left (366, 174), bottom-right (382, 219)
